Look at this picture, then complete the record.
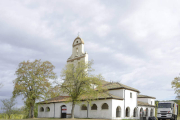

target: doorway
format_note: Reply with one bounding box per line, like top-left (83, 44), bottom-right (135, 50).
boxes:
top-left (61, 105), bottom-right (67, 118)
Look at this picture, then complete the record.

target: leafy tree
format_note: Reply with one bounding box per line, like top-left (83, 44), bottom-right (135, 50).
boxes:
top-left (1, 97), bottom-right (16, 119)
top-left (171, 77), bottom-right (180, 99)
top-left (155, 100), bottom-right (159, 118)
top-left (59, 60), bottom-right (106, 118)
top-left (13, 59), bottom-right (57, 118)
top-left (171, 77), bottom-right (180, 116)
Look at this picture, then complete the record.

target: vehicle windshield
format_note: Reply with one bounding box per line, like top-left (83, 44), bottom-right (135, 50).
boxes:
top-left (158, 103), bottom-right (171, 108)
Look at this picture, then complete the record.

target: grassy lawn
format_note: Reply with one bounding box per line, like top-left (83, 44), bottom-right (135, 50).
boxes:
top-left (0, 118), bottom-right (110, 120)
top-left (2, 117), bottom-right (180, 120)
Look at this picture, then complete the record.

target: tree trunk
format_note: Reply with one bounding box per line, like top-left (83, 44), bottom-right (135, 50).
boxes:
top-left (87, 102), bottom-right (89, 118)
top-left (29, 107), bottom-right (31, 118)
top-left (29, 103), bottom-right (34, 118)
top-left (32, 104), bottom-right (34, 118)
top-left (29, 99), bottom-right (35, 118)
top-left (71, 102), bottom-right (75, 119)
top-left (8, 114), bottom-right (11, 119)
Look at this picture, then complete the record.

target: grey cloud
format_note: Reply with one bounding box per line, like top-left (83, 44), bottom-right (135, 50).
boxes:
top-left (0, 0), bottom-right (180, 109)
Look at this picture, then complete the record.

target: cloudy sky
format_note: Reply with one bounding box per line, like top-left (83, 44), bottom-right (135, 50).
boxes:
top-left (0, 0), bottom-right (180, 109)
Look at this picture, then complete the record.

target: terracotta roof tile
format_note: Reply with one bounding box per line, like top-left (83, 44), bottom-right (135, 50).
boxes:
top-left (103, 82), bottom-right (140, 93)
top-left (93, 92), bottom-right (123, 100)
top-left (138, 101), bottom-right (155, 107)
top-left (39, 92), bottom-right (123, 104)
top-left (138, 95), bottom-right (156, 99)
top-left (39, 96), bottom-right (70, 104)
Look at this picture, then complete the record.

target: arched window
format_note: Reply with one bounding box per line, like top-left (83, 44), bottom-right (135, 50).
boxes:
top-left (39, 107), bottom-right (44, 112)
top-left (126, 107), bottom-right (130, 117)
top-left (81, 104), bottom-right (87, 110)
top-left (133, 108), bottom-right (137, 117)
top-left (91, 104), bottom-right (97, 110)
top-left (146, 108), bottom-right (148, 116)
top-left (116, 106), bottom-right (121, 117)
top-left (46, 107), bottom-right (50, 112)
top-left (140, 108), bottom-right (144, 117)
top-left (150, 108), bottom-right (153, 116)
top-left (102, 103), bottom-right (108, 110)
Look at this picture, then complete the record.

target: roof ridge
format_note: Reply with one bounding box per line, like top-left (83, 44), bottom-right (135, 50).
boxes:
top-left (138, 94), bottom-right (156, 99)
top-left (117, 82), bottom-right (123, 87)
top-left (103, 82), bottom-right (113, 86)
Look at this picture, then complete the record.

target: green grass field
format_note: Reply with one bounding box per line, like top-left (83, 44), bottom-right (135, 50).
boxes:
top-left (0, 118), bottom-right (108, 120)
top-left (0, 116), bottom-right (180, 120)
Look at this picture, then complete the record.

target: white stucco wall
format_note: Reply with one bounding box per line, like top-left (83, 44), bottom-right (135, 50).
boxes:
top-left (38, 103), bottom-right (55, 118)
top-left (38, 99), bottom-right (113, 119)
top-left (138, 98), bottom-right (149, 103)
top-left (124, 89), bottom-right (137, 118)
top-left (138, 98), bottom-right (155, 105)
top-left (38, 102), bottom-right (72, 118)
top-left (38, 93), bottom-right (156, 119)
top-left (150, 99), bottom-right (155, 105)
top-left (138, 106), bottom-right (155, 117)
top-left (75, 99), bottom-right (113, 119)
top-left (54, 102), bottom-right (72, 118)
top-left (109, 89), bottom-right (124, 98)
top-left (111, 99), bottom-right (124, 119)
top-left (72, 40), bottom-right (84, 58)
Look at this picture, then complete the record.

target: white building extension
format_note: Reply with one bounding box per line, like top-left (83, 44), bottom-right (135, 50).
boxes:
top-left (38, 36), bottom-right (156, 119)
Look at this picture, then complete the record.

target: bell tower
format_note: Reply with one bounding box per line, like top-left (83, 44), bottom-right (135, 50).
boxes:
top-left (67, 36), bottom-right (88, 64)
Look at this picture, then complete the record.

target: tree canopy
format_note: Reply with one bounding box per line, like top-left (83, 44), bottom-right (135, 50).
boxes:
top-left (1, 97), bottom-right (16, 119)
top-left (171, 77), bottom-right (180, 99)
top-left (13, 59), bottom-right (57, 118)
top-left (59, 60), bottom-right (107, 118)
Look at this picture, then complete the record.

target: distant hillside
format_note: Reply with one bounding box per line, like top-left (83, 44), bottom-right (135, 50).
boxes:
top-left (171, 100), bottom-right (180, 103)
top-left (155, 100), bottom-right (180, 103)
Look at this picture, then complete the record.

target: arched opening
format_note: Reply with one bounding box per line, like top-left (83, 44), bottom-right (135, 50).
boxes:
top-left (61, 105), bottom-right (67, 118)
top-left (126, 107), bottom-right (130, 117)
top-left (91, 104), bottom-right (97, 110)
top-left (150, 108), bottom-right (153, 116)
top-left (102, 103), bottom-right (108, 110)
top-left (140, 108), bottom-right (144, 117)
top-left (45, 107), bottom-right (50, 112)
top-left (133, 108), bottom-right (137, 117)
top-left (81, 104), bottom-right (87, 110)
top-left (146, 108), bottom-right (148, 116)
top-left (116, 106), bottom-right (121, 117)
top-left (39, 107), bottom-right (44, 112)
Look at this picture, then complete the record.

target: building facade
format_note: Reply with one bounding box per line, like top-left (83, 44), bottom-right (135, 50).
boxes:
top-left (38, 36), bottom-right (156, 119)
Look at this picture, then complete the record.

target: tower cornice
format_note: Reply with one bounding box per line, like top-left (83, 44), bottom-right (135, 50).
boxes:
top-left (67, 54), bottom-right (86, 62)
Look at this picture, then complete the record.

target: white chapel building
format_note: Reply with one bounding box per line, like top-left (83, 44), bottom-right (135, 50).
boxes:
top-left (38, 36), bottom-right (156, 119)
